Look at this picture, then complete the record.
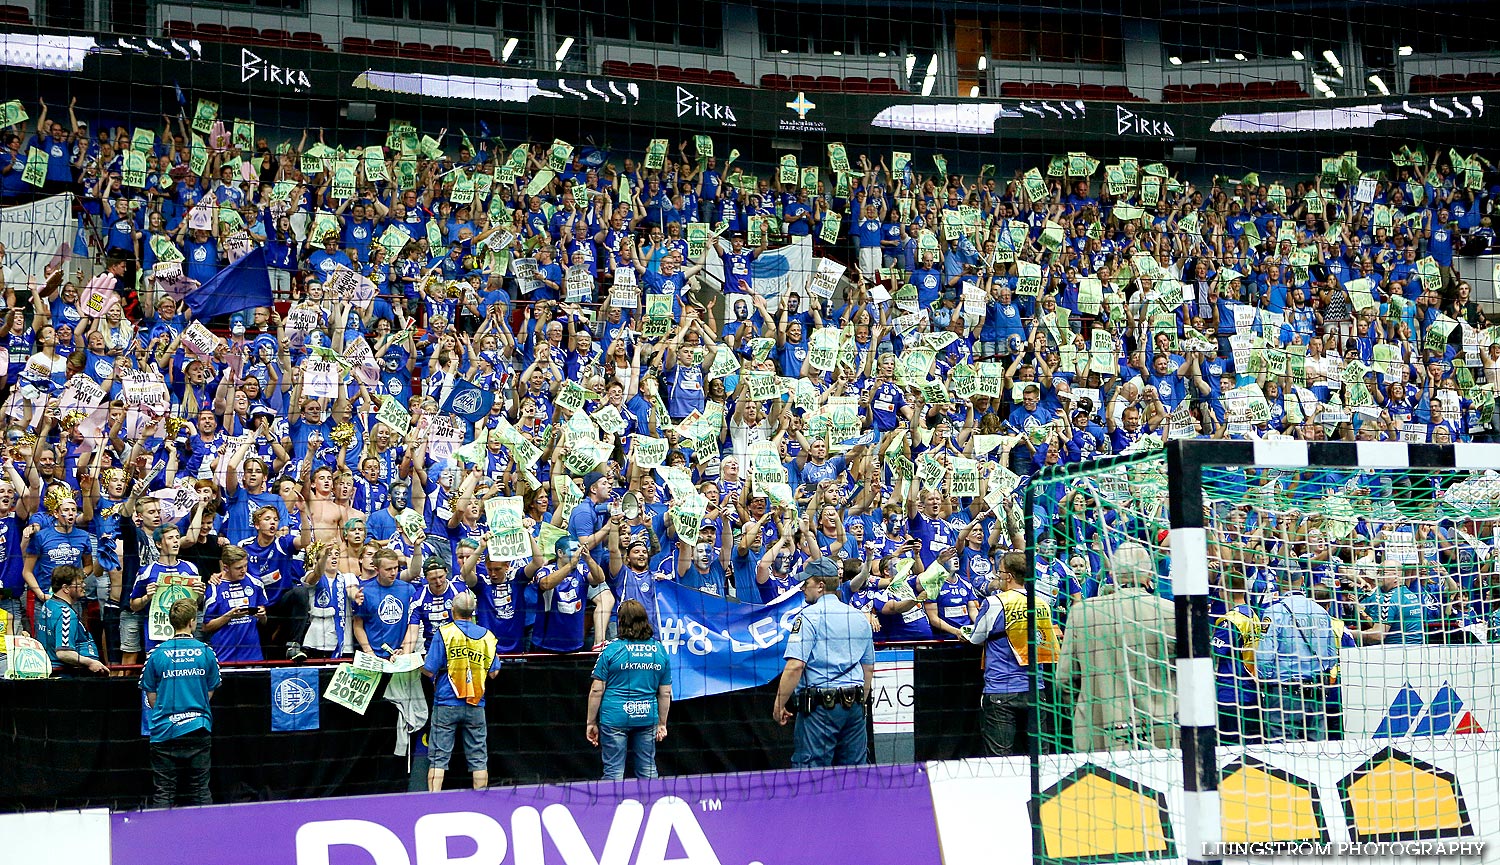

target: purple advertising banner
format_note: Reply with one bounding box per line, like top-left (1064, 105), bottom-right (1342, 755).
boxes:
top-left (111, 763), bottom-right (940, 865)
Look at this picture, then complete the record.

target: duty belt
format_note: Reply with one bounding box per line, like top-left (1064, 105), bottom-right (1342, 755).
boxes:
top-left (794, 685), bottom-right (866, 714)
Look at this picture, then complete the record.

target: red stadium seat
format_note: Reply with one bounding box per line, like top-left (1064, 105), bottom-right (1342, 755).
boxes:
top-left (1217, 81), bottom-right (1246, 100)
top-left (1102, 84), bottom-right (1139, 101)
top-left (1437, 73), bottom-right (1467, 92)
top-left (709, 70), bottom-right (742, 86)
top-left (1409, 74), bottom-right (1437, 94)
top-left (371, 39), bottom-right (401, 55)
top-left (1078, 83), bottom-right (1107, 100)
top-left (1031, 83), bottom-right (1058, 98)
top-left (840, 76), bottom-right (871, 93)
top-left (869, 77), bottom-right (901, 93)
top-left (342, 37), bottom-right (374, 54)
top-left (1468, 72), bottom-right (1500, 90)
top-left (228, 26), bottom-right (264, 45)
top-left (790, 74), bottom-right (816, 91)
top-left (164, 20), bottom-right (195, 39)
top-left (1162, 84), bottom-right (1191, 102)
top-left (999, 81), bottom-right (1027, 97)
top-left (259, 29), bottom-right (292, 47)
top-left (600, 60), bottom-right (631, 76)
top-left (814, 75), bottom-right (842, 91)
top-left (1244, 81), bottom-right (1277, 99)
top-left (627, 62), bottom-right (658, 79)
top-left (291, 32), bottom-right (329, 51)
top-left (196, 23), bottom-right (229, 42)
top-left (399, 42), bottom-right (434, 60)
top-left (1273, 79), bottom-right (1307, 97)
top-left (459, 47), bottom-right (496, 65)
top-left (0, 5), bottom-right (31, 24)
top-left (761, 73), bottom-right (791, 90)
top-left (431, 45), bottom-right (463, 63)
top-left (656, 65), bottom-right (684, 81)
top-left (682, 67), bottom-right (712, 84)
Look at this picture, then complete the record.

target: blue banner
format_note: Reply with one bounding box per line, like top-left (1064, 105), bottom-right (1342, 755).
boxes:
top-left (651, 578), bottom-right (805, 699)
top-left (183, 246), bottom-right (274, 320)
top-left (270, 668), bottom-right (320, 732)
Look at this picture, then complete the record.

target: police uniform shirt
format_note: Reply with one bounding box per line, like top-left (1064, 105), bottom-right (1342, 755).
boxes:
top-left (784, 593), bottom-right (874, 690)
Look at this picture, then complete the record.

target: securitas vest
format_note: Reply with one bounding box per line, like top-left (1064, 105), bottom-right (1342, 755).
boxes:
top-left (438, 621), bottom-right (498, 706)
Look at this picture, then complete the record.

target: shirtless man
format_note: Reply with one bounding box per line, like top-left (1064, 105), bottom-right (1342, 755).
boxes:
top-left (303, 464), bottom-right (354, 547)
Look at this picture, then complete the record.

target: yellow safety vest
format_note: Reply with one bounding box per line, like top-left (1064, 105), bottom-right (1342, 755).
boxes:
top-left (438, 621), bottom-right (498, 706)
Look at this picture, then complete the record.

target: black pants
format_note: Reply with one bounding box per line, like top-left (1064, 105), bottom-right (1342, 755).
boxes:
top-left (981, 691), bottom-right (1029, 757)
top-left (150, 729), bottom-right (211, 808)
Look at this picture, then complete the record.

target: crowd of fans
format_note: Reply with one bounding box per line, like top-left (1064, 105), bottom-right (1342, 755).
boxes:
top-left (0, 96), bottom-right (1498, 682)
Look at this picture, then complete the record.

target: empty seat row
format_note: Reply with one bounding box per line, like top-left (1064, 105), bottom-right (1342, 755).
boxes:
top-left (341, 37), bottom-right (496, 65)
top-left (758, 74), bottom-right (904, 93)
top-left (163, 21), bottom-right (328, 51)
top-left (0, 5), bottom-right (29, 24)
top-left (1410, 73), bottom-right (1500, 94)
top-left (998, 81), bottom-right (1142, 101)
top-left (600, 60), bottom-right (744, 87)
top-left (1162, 79), bottom-right (1308, 102)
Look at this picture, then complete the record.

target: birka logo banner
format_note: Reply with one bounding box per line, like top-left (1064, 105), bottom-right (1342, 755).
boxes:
top-left (241, 48), bottom-right (312, 90)
top-left (110, 764), bottom-right (941, 865)
top-left (675, 86), bottom-right (738, 126)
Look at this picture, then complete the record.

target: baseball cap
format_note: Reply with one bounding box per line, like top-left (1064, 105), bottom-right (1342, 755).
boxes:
top-left (803, 558), bottom-right (839, 580)
top-left (582, 471), bottom-right (607, 491)
top-left (422, 556), bottom-right (449, 574)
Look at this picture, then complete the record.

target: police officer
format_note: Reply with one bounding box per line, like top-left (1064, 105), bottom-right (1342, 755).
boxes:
top-left (772, 557), bottom-right (875, 768)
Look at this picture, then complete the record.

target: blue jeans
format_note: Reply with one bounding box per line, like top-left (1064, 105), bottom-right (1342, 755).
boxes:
top-left (791, 703), bottom-right (868, 768)
top-left (599, 724), bottom-right (658, 781)
top-left (428, 704), bottom-right (488, 771)
top-left (1261, 683), bottom-right (1327, 744)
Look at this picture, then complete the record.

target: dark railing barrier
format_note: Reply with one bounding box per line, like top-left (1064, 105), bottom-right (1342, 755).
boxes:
top-left (3, 643), bottom-right (981, 812)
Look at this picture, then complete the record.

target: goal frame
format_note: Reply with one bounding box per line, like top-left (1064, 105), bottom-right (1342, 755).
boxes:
top-left (1025, 438), bottom-right (1500, 865)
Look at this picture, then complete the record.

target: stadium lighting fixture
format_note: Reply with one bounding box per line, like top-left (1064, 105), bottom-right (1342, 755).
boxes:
top-left (1322, 49), bottom-right (1343, 75)
top-left (1291, 50), bottom-right (1305, 60)
top-left (977, 55), bottom-right (987, 71)
top-left (1369, 74), bottom-right (1389, 95)
top-left (833, 50), bottom-right (842, 56)
top-left (920, 54), bottom-right (937, 96)
top-left (1168, 56), bottom-right (1182, 65)
top-left (780, 49), bottom-right (789, 55)
top-left (1312, 74), bottom-right (1334, 97)
top-left (1398, 45), bottom-right (1413, 56)
top-left (969, 85), bottom-right (979, 97)
top-left (905, 54), bottom-right (917, 78)
top-left (500, 37), bottom-right (518, 62)
top-left (554, 37), bottom-right (573, 68)
top-left (877, 51), bottom-right (887, 57)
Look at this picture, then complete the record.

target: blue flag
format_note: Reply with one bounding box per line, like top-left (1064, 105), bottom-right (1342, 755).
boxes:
top-left (183, 247), bottom-right (275, 321)
top-left (441, 378), bottom-right (496, 423)
top-left (271, 667), bottom-right (321, 732)
top-left (652, 579), bottom-right (804, 699)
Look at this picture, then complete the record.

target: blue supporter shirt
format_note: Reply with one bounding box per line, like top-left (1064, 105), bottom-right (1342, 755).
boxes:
top-left (202, 577), bottom-right (268, 662)
top-left (354, 577), bottom-right (418, 657)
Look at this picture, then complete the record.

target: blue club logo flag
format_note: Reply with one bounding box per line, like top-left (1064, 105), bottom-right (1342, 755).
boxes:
top-left (271, 667), bottom-right (321, 732)
top-left (441, 378), bottom-right (496, 423)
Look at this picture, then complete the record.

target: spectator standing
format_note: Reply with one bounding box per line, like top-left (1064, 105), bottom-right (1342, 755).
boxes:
top-left (965, 551), bottom-right (1059, 756)
top-left (773, 557), bottom-right (875, 768)
top-left (139, 597), bottom-right (221, 807)
top-left (34, 565), bottom-right (107, 675)
top-left (1255, 569), bottom-right (1338, 743)
top-left (586, 599), bottom-right (672, 780)
top-left (1056, 542), bottom-right (1176, 751)
top-left (422, 591), bottom-right (500, 791)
